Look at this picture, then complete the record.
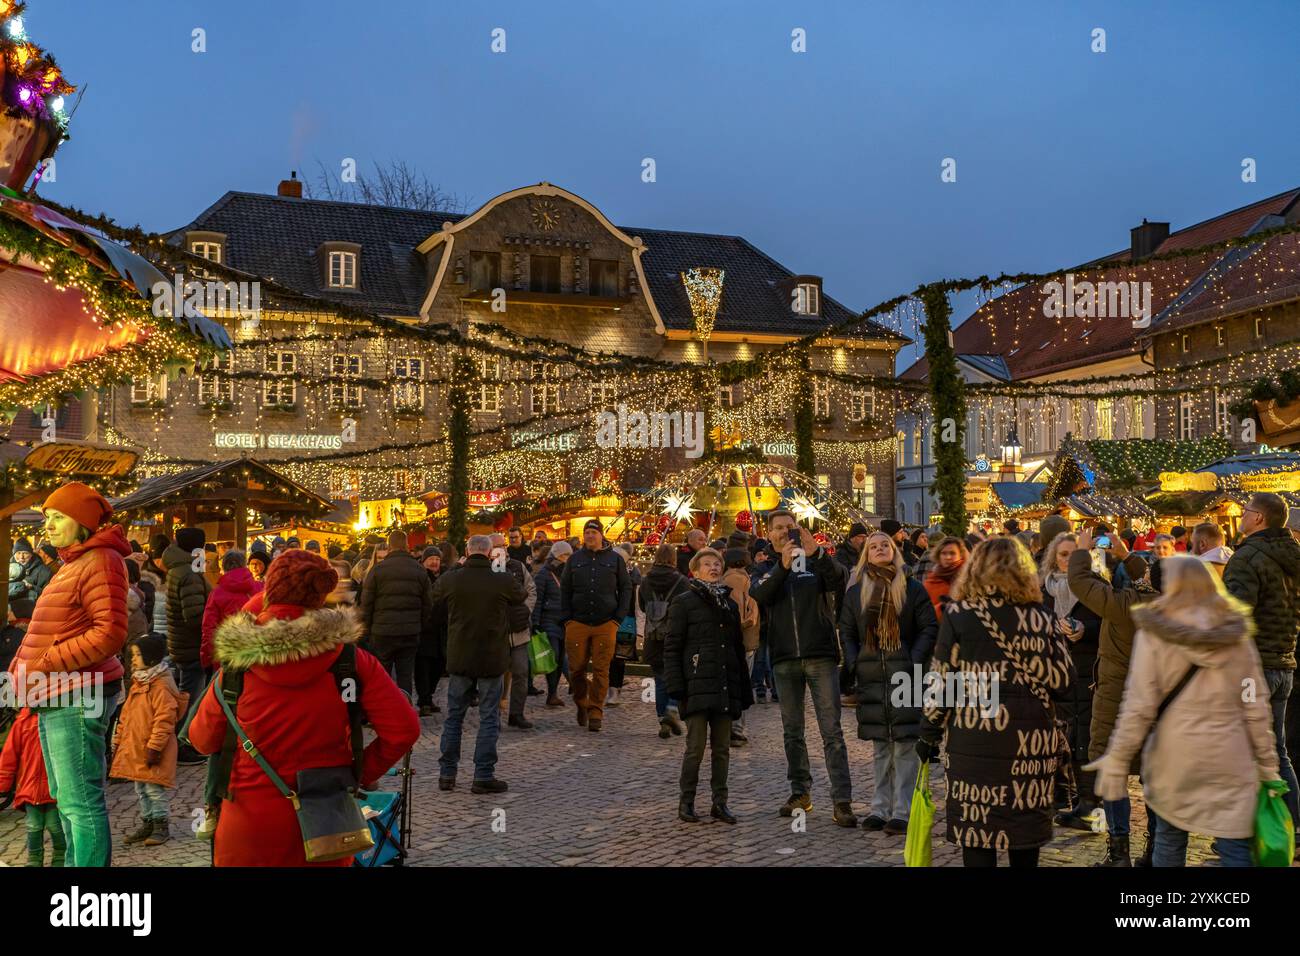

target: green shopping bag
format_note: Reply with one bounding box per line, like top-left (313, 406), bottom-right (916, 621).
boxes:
top-left (528, 630), bottom-right (557, 676)
top-left (1253, 779), bottom-right (1295, 867)
top-left (904, 761), bottom-right (936, 867)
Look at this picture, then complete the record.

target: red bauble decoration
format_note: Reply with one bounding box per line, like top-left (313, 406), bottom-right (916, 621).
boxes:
top-left (646, 531), bottom-right (662, 546)
top-left (695, 513), bottom-right (712, 532)
top-left (813, 531), bottom-right (830, 545)
top-left (494, 512), bottom-right (515, 532)
top-left (656, 513), bottom-right (674, 533)
top-left (735, 510), bottom-right (755, 532)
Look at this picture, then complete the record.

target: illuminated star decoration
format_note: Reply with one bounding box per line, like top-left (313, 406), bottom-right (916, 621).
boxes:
top-left (681, 267), bottom-right (724, 341)
top-left (786, 491), bottom-right (827, 526)
top-left (660, 491), bottom-right (695, 523)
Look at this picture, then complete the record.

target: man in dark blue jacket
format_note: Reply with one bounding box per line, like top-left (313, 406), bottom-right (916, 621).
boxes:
top-left (560, 519), bottom-right (631, 732)
top-left (751, 509), bottom-right (854, 827)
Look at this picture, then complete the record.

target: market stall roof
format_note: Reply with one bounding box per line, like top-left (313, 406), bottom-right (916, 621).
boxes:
top-left (1195, 452), bottom-right (1300, 477)
top-left (1145, 490), bottom-right (1229, 516)
top-left (112, 458), bottom-right (332, 518)
top-left (990, 482), bottom-right (1049, 510)
top-left (0, 195), bottom-right (230, 387)
top-left (1063, 493), bottom-right (1155, 519)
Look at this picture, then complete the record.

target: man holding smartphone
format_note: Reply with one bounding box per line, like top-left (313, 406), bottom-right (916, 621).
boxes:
top-left (750, 510), bottom-right (854, 827)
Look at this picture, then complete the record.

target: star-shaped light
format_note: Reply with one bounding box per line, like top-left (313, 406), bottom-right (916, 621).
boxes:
top-left (661, 491), bottom-right (695, 522)
top-left (787, 491), bottom-right (827, 525)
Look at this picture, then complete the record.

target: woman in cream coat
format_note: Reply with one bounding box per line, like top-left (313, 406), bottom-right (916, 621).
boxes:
top-left (1086, 555), bottom-right (1280, 867)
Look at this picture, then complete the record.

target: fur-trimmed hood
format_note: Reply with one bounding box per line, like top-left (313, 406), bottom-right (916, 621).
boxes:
top-left (213, 605), bottom-right (362, 672)
top-left (1132, 604), bottom-right (1253, 665)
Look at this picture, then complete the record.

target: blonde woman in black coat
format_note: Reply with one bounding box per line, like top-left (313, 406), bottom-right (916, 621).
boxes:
top-left (664, 548), bottom-right (753, 824)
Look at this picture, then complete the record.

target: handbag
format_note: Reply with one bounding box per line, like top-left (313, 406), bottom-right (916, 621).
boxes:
top-left (904, 761), bottom-right (935, 867)
top-left (528, 630), bottom-right (557, 676)
top-left (214, 665), bottom-right (374, 863)
top-left (1253, 779), bottom-right (1296, 867)
top-left (615, 614), bottom-right (638, 661)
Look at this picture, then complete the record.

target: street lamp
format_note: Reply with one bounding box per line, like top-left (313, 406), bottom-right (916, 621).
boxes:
top-left (1000, 426), bottom-right (1022, 482)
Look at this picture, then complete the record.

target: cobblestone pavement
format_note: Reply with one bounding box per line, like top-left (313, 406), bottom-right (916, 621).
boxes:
top-left (0, 676), bottom-right (1218, 867)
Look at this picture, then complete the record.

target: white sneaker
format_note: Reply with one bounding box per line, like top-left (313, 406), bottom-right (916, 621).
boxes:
top-left (606, 688), bottom-right (620, 706)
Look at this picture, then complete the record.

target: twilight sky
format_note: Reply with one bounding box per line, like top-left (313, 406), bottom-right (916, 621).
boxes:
top-left (36, 0), bottom-right (1300, 367)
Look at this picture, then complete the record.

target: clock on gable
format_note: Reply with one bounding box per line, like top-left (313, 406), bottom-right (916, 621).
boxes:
top-left (530, 198), bottom-right (560, 232)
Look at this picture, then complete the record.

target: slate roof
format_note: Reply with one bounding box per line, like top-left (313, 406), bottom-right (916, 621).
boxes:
top-left (900, 187), bottom-right (1300, 383)
top-left (170, 191), bottom-right (903, 342)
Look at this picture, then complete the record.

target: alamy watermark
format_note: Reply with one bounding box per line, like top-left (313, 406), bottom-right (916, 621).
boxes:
top-left (151, 273), bottom-right (261, 327)
top-left (0, 670), bottom-right (107, 717)
top-left (1042, 273), bottom-right (1153, 328)
top-left (595, 404), bottom-right (704, 458)
top-left (891, 665), bottom-right (1001, 719)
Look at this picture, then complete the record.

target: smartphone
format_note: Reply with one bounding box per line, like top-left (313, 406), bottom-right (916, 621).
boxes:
top-left (1096, 536), bottom-right (1111, 550)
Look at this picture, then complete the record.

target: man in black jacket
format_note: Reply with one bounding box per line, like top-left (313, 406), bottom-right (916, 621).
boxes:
top-left (360, 530), bottom-right (435, 704)
top-left (677, 528), bottom-right (707, 576)
top-left (432, 535), bottom-right (526, 793)
top-left (750, 509), bottom-right (854, 826)
top-left (164, 527), bottom-right (212, 763)
top-left (560, 519), bottom-right (631, 732)
top-left (1223, 492), bottom-right (1300, 824)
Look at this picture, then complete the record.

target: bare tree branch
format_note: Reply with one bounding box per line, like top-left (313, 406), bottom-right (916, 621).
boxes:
top-left (303, 158), bottom-right (466, 213)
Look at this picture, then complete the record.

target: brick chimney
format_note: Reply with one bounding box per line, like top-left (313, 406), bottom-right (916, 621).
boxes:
top-left (1130, 218), bottom-right (1170, 262)
top-left (277, 171), bottom-right (303, 198)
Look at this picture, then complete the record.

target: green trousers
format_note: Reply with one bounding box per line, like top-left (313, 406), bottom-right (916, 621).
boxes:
top-left (26, 802), bottom-right (66, 866)
top-left (36, 683), bottom-right (117, 868)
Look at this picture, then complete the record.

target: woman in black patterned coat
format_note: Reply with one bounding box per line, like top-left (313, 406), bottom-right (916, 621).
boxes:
top-left (917, 537), bottom-right (1076, 867)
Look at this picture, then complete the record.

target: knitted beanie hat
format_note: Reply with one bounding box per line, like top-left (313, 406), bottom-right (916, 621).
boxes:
top-left (41, 481), bottom-right (112, 532)
top-left (262, 548), bottom-right (338, 610)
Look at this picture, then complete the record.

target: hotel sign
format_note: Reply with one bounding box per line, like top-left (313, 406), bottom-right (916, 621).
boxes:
top-left (215, 431), bottom-right (343, 451)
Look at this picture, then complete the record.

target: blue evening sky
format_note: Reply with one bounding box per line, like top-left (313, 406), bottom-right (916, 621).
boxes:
top-left (35, 0), bottom-right (1299, 367)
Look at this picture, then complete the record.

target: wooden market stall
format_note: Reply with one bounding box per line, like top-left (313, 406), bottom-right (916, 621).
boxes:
top-left (111, 458), bottom-right (334, 552)
top-left (1147, 452), bottom-right (1300, 539)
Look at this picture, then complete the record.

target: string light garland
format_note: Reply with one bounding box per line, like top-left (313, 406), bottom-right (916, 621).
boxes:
top-left (682, 267), bottom-right (724, 342)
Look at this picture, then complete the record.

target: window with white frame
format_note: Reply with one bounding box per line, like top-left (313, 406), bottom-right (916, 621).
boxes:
top-left (130, 375), bottom-right (167, 405)
top-left (852, 472), bottom-right (876, 513)
top-left (812, 380), bottom-right (831, 418)
top-left (1096, 398), bottom-right (1114, 440)
top-left (717, 384), bottom-right (736, 408)
top-left (472, 356), bottom-right (501, 413)
top-left (1178, 394), bottom-right (1195, 440)
top-left (896, 430), bottom-right (906, 467)
top-left (590, 382), bottom-right (617, 408)
top-left (198, 351), bottom-right (235, 405)
top-left (262, 351), bottom-right (296, 406)
top-left (393, 356), bottom-right (425, 410)
top-left (847, 388), bottom-right (874, 423)
top-left (1214, 388), bottom-right (1232, 437)
top-left (329, 353), bottom-right (363, 409)
top-left (531, 381), bottom-right (560, 415)
top-left (328, 251), bottom-right (357, 289)
top-left (792, 283), bottom-right (820, 315)
top-left (190, 241), bottom-right (222, 263)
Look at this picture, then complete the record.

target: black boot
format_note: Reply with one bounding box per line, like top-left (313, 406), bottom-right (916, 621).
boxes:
top-left (1133, 832), bottom-right (1154, 867)
top-left (678, 798), bottom-right (700, 823)
top-left (711, 801), bottom-right (737, 824)
top-left (1092, 834), bottom-right (1131, 867)
top-left (123, 820), bottom-right (154, 845)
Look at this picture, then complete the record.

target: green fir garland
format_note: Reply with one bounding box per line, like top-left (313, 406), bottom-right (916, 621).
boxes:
top-left (920, 287), bottom-right (967, 535)
top-left (446, 352), bottom-right (473, 550)
top-left (795, 350), bottom-right (815, 477)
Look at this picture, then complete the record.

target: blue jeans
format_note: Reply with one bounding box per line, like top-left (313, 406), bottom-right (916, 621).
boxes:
top-left (134, 781), bottom-right (172, 821)
top-left (653, 675), bottom-right (678, 719)
top-left (871, 739), bottom-right (919, 821)
top-left (175, 661), bottom-right (207, 742)
top-left (773, 657), bottom-right (852, 803)
top-left (36, 681), bottom-right (118, 867)
top-left (440, 674), bottom-right (504, 781)
top-left (751, 642), bottom-right (776, 698)
top-left (1104, 795), bottom-right (1164, 842)
top-left (1264, 669), bottom-right (1300, 825)
top-left (1153, 815), bottom-right (1253, 867)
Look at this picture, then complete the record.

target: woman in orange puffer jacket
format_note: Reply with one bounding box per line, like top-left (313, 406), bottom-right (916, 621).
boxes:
top-left (8, 481), bottom-right (130, 867)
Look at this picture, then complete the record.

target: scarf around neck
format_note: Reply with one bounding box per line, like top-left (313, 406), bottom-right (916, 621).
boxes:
top-left (133, 660), bottom-right (169, 684)
top-left (1042, 570), bottom-right (1075, 619)
top-left (862, 563), bottom-right (901, 655)
top-left (927, 559), bottom-right (963, 586)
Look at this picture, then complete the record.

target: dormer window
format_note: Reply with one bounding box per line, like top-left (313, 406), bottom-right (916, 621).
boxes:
top-left (329, 251), bottom-right (357, 288)
top-left (191, 241), bottom-right (222, 263)
top-left (793, 282), bottom-right (820, 315)
top-left (316, 241), bottom-right (362, 291)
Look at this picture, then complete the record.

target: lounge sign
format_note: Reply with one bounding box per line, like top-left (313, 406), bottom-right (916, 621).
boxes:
top-left (23, 442), bottom-right (138, 477)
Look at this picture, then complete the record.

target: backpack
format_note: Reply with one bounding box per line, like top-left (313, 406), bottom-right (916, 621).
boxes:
top-left (644, 578), bottom-right (683, 644)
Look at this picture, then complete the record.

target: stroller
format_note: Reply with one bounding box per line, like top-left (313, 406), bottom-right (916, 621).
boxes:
top-left (353, 751), bottom-right (413, 867)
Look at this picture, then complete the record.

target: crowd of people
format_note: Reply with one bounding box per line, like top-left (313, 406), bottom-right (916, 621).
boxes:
top-left (0, 479), bottom-right (1294, 868)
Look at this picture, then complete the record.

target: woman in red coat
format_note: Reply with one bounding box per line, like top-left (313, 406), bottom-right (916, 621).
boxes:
top-left (187, 549), bottom-right (420, 867)
top-left (0, 708), bottom-right (62, 866)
